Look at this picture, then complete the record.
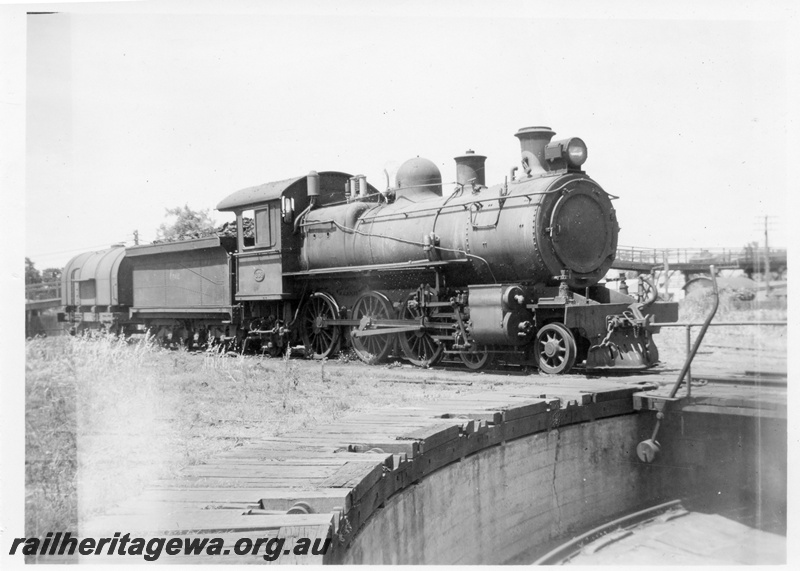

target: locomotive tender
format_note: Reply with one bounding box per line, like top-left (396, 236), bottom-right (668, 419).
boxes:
top-left (60, 126), bottom-right (677, 374)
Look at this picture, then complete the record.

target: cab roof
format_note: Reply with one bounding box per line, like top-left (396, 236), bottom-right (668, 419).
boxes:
top-left (216, 171), bottom-right (356, 212)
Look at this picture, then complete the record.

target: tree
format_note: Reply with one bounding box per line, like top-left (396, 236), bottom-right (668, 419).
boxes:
top-left (156, 205), bottom-right (216, 242)
top-left (25, 257), bottom-right (42, 285)
top-left (42, 268), bottom-right (62, 283)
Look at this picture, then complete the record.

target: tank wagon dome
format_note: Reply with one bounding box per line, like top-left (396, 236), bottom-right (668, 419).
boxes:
top-left (395, 157), bottom-right (443, 200)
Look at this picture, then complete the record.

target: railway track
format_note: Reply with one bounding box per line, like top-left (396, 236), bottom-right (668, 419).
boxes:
top-left (532, 500), bottom-right (688, 564)
top-left (531, 498), bottom-right (786, 565)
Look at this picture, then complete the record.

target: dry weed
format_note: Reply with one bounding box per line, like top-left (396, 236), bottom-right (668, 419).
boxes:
top-left (26, 334), bottom-right (473, 535)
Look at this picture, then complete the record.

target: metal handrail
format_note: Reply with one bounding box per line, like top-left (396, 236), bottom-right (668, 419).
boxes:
top-left (655, 320), bottom-right (787, 390)
top-left (635, 265), bottom-right (719, 463)
top-left (668, 268), bottom-right (719, 398)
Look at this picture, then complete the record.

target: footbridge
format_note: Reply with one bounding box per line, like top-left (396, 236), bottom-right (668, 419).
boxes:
top-left (613, 246), bottom-right (787, 275)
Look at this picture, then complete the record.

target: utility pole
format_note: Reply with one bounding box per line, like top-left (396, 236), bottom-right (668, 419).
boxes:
top-left (134, 229), bottom-right (139, 246)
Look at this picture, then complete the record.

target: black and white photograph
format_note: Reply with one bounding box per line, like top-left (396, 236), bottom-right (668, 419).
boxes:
top-left (2, 0), bottom-right (795, 565)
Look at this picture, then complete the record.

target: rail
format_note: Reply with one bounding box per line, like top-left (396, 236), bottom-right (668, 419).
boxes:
top-left (532, 500), bottom-right (686, 564)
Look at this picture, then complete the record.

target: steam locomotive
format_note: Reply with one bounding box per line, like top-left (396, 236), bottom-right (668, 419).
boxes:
top-left (59, 126), bottom-right (677, 374)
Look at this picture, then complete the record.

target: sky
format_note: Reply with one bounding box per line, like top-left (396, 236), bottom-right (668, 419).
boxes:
top-left (10, 0), bottom-right (797, 272)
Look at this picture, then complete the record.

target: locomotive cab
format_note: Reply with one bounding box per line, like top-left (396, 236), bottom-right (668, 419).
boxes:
top-left (216, 171), bottom-right (379, 300)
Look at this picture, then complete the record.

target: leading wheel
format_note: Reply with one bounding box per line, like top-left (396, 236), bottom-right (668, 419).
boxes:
top-left (398, 291), bottom-right (444, 368)
top-left (300, 292), bottom-right (342, 359)
top-left (535, 322), bottom-right (577, 374)
top-left (350, 291), bottom-right (395, 365)
top-left (460, 344), bottom-right (494, 371)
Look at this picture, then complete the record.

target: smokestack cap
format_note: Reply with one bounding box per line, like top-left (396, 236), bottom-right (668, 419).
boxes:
top-left (515, 126), bottom-right (555, 139)
top-left (454, 149), bottom-right (486, 160)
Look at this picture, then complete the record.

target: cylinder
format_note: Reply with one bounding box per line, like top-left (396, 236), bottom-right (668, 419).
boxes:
top-left (515, 126), bottom-right (555, 176)
top-left (454, 149), bottom-right (487, 187)
top-left (307, 170), bottom-right (320, 197)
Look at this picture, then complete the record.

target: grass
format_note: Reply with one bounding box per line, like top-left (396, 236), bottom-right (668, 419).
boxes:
top-left (25, 341), bottom-right (78, 546)
top-left (25, 333), bottom-right (164, 552)
top-left (24, 333), bottom-right (480, 543)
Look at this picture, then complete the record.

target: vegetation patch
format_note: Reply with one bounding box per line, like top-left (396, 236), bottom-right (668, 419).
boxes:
top-left (25, 334), bottom-right (481, 542)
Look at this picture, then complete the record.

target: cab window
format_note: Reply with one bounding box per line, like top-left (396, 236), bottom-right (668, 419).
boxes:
top-left (242, 203), bottom-right (280, 249)
top-left (255, 208), bottom-right (273, 247)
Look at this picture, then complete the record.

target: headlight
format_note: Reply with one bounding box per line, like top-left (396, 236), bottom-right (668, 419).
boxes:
top-left (545, 137), bottom-right (588, 168)
top-left (566, 138), bottom-right (587, 167)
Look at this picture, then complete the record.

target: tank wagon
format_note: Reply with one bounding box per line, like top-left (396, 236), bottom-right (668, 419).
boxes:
top-left (59, 126), bottom-right (678, 374)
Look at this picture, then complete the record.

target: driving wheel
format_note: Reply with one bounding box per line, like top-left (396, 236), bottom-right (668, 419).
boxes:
top-left (350, 291), bottom-right (395, 364)
top-left (398, 291), bottom-right (444, 367)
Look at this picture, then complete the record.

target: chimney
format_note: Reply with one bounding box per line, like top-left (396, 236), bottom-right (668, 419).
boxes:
top-left (514, 126), bottom-right (555, 176)
top-left (454, 149), bottom-right (487, 187)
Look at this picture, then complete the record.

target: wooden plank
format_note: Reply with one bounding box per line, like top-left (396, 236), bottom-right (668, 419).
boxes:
top-left (318, 426), bottom-right (431, 436)
top-left (104, 499), bottom-right (262, 516)
top-left (440, 410), bottom-right (504, 424)
top-left (413, 436), bottom-right (465, 480)
top-left (587, 397), bottom-right (635, 420)
top-left (385, 458), bottom-right (415, 493)
top-left (549, 400), bottom-right (590, 428)
top-left (163, 478), bottom-right (329, 488)
top-left (183, 465), bottom-right (338, 478)
top-left (340, 468), bottom-right (400, 543)
top-left (220, 450), bottom-right (396, 465)
top-left (632, 392), bottom-right (683, 411)
top-left (259, 492), bottom-right (351, 514)
top-left (461, 423), bottom-right (505, 456)
top-left (501, 412), bottom-right (550, 442)
top-left (397, 423), bottom-right (461, 453)
top-left (346, 441), bottom-right (418, 457)
top-left (317, 461), bottom-right (385, 503)
top-left (136, 488), bottom-right (272, 504)
top-left (276, 523), bottom-right (331, 564)
top-left (267, 433), bottom-right (412, 444)
top-left (211, 453), bottom-right (356, 463)
top-left (185, 459), bottom-right (344, 469)
top-left (583, 387), bottom-right (637, 403)
top-left (83, 512), bottom-right (334, 535)
top-left (499, 399), bottom-right (558, 421)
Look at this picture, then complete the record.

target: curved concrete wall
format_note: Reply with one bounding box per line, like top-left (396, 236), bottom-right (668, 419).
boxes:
top-left (340, 415), bottom-right (671, 564)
